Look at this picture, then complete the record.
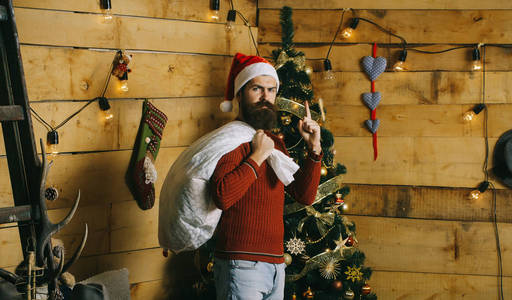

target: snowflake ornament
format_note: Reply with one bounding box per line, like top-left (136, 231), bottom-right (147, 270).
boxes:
top-left (345, 265), bottom-right (363, 282)
top-left (285, 237), bottom-right (306, 255)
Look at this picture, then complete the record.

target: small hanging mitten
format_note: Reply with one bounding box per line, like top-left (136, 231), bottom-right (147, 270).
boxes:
top-left (126, 99), bottom-right (167, 210)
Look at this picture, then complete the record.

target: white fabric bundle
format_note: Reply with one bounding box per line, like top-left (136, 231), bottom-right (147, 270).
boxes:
top-left (158, 121), bottom-right (299, 253)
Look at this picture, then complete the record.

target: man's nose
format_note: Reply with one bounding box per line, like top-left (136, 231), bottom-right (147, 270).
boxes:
top-left (261, 88), bottom-right (270, 100)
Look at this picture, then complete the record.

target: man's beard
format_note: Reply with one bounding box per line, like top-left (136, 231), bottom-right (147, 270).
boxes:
top-left (240, 100), bottom-right (278, 130)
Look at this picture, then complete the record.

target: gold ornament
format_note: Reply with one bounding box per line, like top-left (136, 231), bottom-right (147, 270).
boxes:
top-left (320, 167), bottom-right (328, 176)
top-left (343, 289), bottom-right (355, 300)
top-left (292, 292), bottom-right (297, 300)
top-left (284, 253), bottom-right (292, 265)
top-left (302, 287), bottom-right (314, 299)
top-left (206, 261), bottom-right (214, 272)
top-left (275, 50), bottom-right (307, 71)
top-left (319, 256), bottom-right (341, 279)
top-left (281, 115), bottom-right (292, 126)
top-left (362, 283), bottom-right (372, 295)
top-left (285, 237), bottom-right (306, 255)
top-left (345, 266), bottom-right (363, 282)
top-left (284, 175), bottom-right (344, 215)
top-left (305, 65), bottom-right (313, 75)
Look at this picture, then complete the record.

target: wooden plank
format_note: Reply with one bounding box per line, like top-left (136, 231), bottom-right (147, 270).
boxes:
top-left (369, 270), bottom-right (512, 299)
top-left (258, 0), bottom-right (512, 9)
top-left (20, 46), bottom-right (234, 101)
top-left (351, 215), bottom-right (512, 276)
top-left (69, 247), bottom-right (167, 283)
top-left (110, 200), bottom-right (159, 252)
top-left (258, 9), bottom-right (512, 44)
top-left (25, 98), bottom-right (234, 155)
top-left (346, 184), bottom-right (512, 223)
top-left (334, 136), bottom-right (505, 188)
top-left (259, 44), bottom-right (512, 72)
top-left (0, 227), bottom-right (23, 268)
top-left (323, 104), bottom-right (512, 138)
top-left (6, 147), bottom-right (185, 210)
top-left (14, 0), bottom-right (257, 24)
top-left (15, 8), bottom-right (257, 55)
top-left (311, 71), bottom-right (512, 105)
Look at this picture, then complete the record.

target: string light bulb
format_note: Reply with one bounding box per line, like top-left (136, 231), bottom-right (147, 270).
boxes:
top-left (226, 10), bottom-right (236, 32)
top-left (98, 97), bottom-right (114, 120)
top-left (99, 0), bottom-right (113, 23)
top-left (209, 0), bottom-right (220, 22)
top-left (393, 49), bottom-right (408, 71)
top-left (323, 58), bottom-right (335, 81)
top-left (341, 18), bottom-right (359, 39)
top-left (462, 103), bottom-right (485, 122)
top-left (46, 130), bottom-right (59, 155)
top-left (471, 47), bottom-right (482, 71)
top-left (468, 181), bottom-right (489, 200)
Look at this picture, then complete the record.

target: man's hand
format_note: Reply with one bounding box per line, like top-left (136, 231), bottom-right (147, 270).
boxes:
top-left (249, 129), bottom-right (275, 166)
top-left (298, 101), bottom-right (321, 155)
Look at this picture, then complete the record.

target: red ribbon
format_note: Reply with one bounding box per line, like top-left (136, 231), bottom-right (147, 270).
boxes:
top-left (371, 43), bottom-right (378, 161)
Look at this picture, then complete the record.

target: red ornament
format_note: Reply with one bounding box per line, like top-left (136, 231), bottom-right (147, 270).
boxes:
top-left (362, 283), bottom-right (371, 295)
top-left (335, 192), bottom-right (344, 204)
top-left (346, 236), bottom-right (355, 247)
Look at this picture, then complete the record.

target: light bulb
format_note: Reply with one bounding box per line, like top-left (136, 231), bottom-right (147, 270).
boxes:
top-left (468, 189), bottom-right (481, 200)
top-left (225, 10), bottom-right (236, 32)
top-left (472, 60), bottom-right (482, 71)
top-left (462, 110), bottom-right (476, 122)
top-left (462, 104), bottom-right (485, 122)
top-left (341, 18), bottom-right (359, 39)
top-left (323, 58), bottom-right (335, 81)
top-left (468, 181), bottom-right (489, 200)
top-left (393, 49), bottom-right (408, 71)
top-left (98, 97), bottom-right (114, 120)
top-left (119, 80), bottom-right (129, 92)
top-left (47, 130), bottom-right (59, 155)
top-left (209, 0), bottom-right (220, 22)
top-left (471, 47), bottom-right (482, 71)
top-left (100, 0), bottom-right (112, 24)
top-left (342, 203), bottom-right (349, 211)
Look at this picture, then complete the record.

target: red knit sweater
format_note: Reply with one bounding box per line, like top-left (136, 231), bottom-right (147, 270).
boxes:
top-left (210, 132), bottom-right (322, 264)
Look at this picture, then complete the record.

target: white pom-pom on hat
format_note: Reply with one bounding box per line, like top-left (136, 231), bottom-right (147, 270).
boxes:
top-left (220, 100), bottom-right (233, 112)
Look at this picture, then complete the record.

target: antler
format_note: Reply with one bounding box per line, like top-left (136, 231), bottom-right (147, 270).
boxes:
top-left (36, 139), bottom-right (81, 266)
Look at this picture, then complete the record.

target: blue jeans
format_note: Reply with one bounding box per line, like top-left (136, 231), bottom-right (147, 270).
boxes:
top-left (213, 258), bottom-right (286, 300)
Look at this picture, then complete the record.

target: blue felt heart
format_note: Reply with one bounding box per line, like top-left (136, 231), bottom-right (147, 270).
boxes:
top-left (362, 92), bottom-right (381, 111)
top-left (362, 56), bottom-right (387, 81)
top-left (365, 119), bottom-right (380, 134)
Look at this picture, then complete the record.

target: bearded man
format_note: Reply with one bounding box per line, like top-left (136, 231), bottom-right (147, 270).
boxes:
top-left (210, 53), bottom-right (323, 299)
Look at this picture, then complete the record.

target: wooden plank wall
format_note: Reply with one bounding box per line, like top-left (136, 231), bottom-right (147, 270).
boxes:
top-left (0, 0), bottom-right (257, 299)
top-left (258, 1), bottom-right (512, 299)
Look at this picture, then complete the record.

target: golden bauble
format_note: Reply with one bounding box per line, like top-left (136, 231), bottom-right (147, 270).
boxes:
top-left (206, 261), bottom-right (214, 272)
top-left (343, 289), bottom-right (355, 299)
top-left (305, 65), bottom-right (313, 76)
top-left (281, 115), bottom-right (292, 126)
top-left (302, 287), bottom-right (314, 299)
top-left (320, 167), bottom-right (328, 176)
top-left (284, 253), bottom-right (292, 265)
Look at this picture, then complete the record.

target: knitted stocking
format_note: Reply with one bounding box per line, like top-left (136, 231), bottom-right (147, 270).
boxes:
top-left (126, 100), bottom-right (167, 210)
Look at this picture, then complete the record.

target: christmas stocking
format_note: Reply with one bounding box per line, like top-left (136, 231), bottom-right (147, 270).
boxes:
top-left (126, 100), bottom-right (168, 210)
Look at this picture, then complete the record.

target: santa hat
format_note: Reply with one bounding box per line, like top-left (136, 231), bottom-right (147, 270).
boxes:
top-left (220, 52), bottom-right (279, 112)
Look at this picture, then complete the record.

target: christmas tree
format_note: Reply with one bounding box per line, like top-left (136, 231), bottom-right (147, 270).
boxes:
top-left (271, 6), bottom-right (377, 300)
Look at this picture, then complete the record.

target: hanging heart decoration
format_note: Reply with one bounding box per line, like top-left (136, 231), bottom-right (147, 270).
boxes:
top-left (365, 119), bottom-right (380, 134)
top-left (362, 56), bottom-right (387, 81)
top-left (362, 92), bottom-right (381, 111)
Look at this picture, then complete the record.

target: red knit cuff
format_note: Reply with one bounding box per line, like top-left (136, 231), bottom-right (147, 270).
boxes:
top-left (308, 150), bottom-right (323, 162)
top-left (244, 158), bottom-right (261, 179)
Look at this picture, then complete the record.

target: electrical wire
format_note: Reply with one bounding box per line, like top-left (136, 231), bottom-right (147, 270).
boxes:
top-left (325, 9), bottom-right (346, 59)
top-left (358, 17), bottom-right (407, 46)
top-left (236, 10), bottom-right (259, 56)
top-left (407, 45), bottom-right (473, 54)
